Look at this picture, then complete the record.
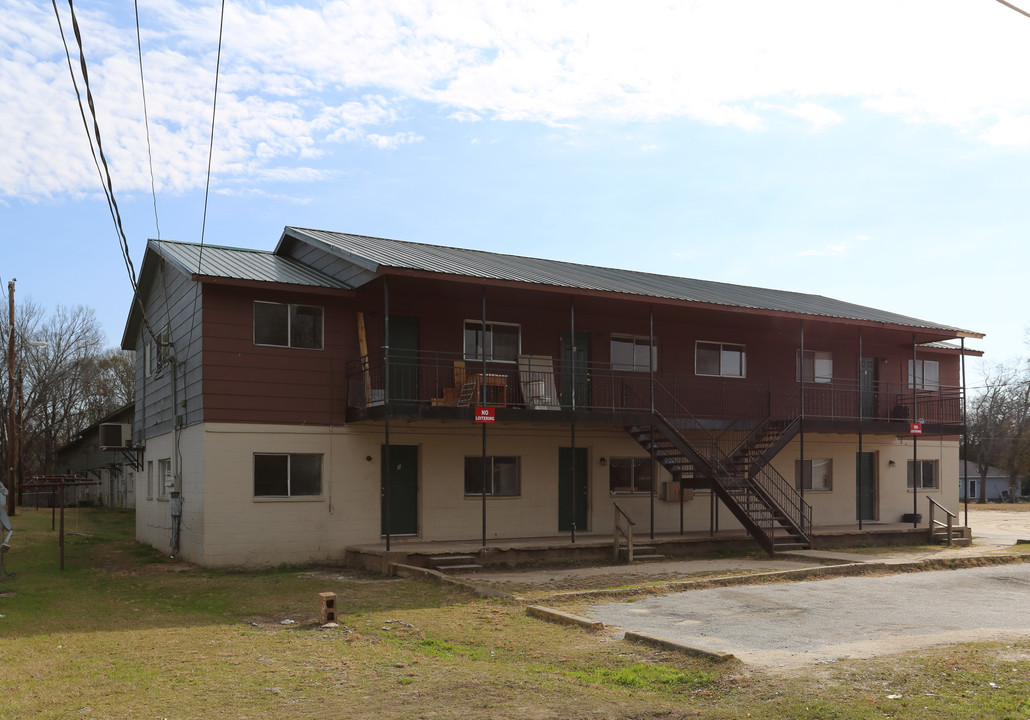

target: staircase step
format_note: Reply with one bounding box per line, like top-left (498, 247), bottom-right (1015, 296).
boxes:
top-left (630, 554), bottom-right (666, 562)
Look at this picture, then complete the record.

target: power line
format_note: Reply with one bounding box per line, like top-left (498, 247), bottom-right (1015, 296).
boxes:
top-left (134, 0), bottom-right (161, 240)
top-left (996, 0), bottom-right (1030, 20)
top-left (51, 0), bottom-right (157, 344)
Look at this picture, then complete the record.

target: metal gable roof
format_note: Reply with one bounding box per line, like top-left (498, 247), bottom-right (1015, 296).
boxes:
top-left (154, 239), bottom-right (350, 289)
top-left (282, 227), bottom-right (982, 337)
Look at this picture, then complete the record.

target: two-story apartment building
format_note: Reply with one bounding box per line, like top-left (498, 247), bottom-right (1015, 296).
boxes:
top-left (122, 228), bottom-right (982, 567)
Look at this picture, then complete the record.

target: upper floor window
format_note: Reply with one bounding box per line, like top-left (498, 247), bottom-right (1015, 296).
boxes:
top-left (696, 341), bottom-right (746, 378)
top-left (797, 350), bottom-right (833, 384)
top-left (254, 302), bottom-right (323, 350)
top-left (610, 335), bottom-right (657, 372)
top-left (464, 321), bottom-right (520, 363)
top-left (908, 360), bottom-right (939, 390)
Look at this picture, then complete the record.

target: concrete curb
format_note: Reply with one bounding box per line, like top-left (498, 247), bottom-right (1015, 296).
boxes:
top-left (531, 553), bottom-right (1030, 603)
top-left (390, 563), bottom-right (517, 599)
top-left (623, 630), bottom-right (737, 662)
top-left (526, 604), bottom-right (604, 630)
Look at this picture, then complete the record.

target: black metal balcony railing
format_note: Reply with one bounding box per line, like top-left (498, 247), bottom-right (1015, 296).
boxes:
top-left (346, 350), bottom-right (964, 427)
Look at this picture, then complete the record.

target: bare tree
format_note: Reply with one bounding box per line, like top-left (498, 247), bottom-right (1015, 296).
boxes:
top-left (967, 359), bottom-right (1030, 503)
top-left (2, 301), bottom-right (133, 488)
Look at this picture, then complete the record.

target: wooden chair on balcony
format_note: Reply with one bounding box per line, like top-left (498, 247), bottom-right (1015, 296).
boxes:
top-left (431, 360), bottom-right (481, 406)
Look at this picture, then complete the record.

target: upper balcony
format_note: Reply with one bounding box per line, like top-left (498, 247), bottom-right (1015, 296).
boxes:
top-left (345, 350), bottom-right (964, 435)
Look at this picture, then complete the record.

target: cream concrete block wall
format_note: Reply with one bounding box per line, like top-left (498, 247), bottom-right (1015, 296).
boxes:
top-left (767, 434), bottom-right (959, 526)
top-left (135, 426), bottom-right (204, 559)
top-left (200, 424), bottom-right (358, 567)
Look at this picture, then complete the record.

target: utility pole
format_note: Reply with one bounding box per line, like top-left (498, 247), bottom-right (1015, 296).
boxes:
top-left (6, 279), bottom-right (16, 517)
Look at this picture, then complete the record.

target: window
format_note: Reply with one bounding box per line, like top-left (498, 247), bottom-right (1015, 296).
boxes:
top-left (144, 341), bottom-right (153, 378)
top-left (908, 360), bottom-right (940, 390)
top-left (146, 460), bottom-right (154, 500)
top-left (254, 453), bottom-right (323, 497)
top-left (463, 321), bottom-right (520, 363)
top-left (795, 458), bottom-right (833, 491)
top-left (797, 350), bottom-right (833, 383)
top-left (609, 457), bottom-right (653, 494)
top-left (610, 335), bottom-right (657, 372)
top-left (907, 459), bottom-right (938, 490)
top-left (158, 458), bottom-right (172, 500)
top-left (696, 342), bottom-right (746, 378)
top-left (254, 302), bottom-right (324, 349)
top-left (464, 456), bottom-right (520, 496)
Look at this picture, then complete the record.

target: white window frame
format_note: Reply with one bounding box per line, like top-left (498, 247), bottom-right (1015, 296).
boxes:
top-left (610, 335), bottom-right (657, 373)
top-left (695, 341), bottom-right (747, 378)
top-left (144, 341), bottom-right (153, 378)
top-left (908, 360), bottom-right (940, 390)
top-left (157, 458), bottom-right (172, 500)
top-left (463, 320), bottom-right (521, 363)
top-left (463, 456), bottom-right (521, 497)
top-left (795, 458), bottom-right (833, 491)
top-left (254, 301), bottom-right (324, 350)
top-left (907, 459), bottom-right (939, 490)
top-left (253, 453), bottom-right (324, 498)
top-left (609, 457), bottom-right (653, 494)
top-left (797, 350), bottom-right (833, 384)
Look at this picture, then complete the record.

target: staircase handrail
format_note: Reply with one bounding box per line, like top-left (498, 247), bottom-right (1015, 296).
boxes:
top-left (613, 502), bottom-right (636, 562)
top-left (654, 379), bottom-right (812, 542)
top-left (926, 496), bottom-right (956, 546)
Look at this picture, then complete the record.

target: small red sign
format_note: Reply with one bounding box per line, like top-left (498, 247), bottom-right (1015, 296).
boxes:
top-left (910, 422), bottom-right (923, 435)
top-left (475, 407), bottom-right (495, 423)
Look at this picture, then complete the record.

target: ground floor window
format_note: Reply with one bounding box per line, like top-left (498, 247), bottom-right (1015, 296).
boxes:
top-left (795, 458), bottom-right (833, 491)
top-left (146, 460), bottom-right (155, 500)
top-left (464, 456), bottom-right (520, 496)
top-left (158, 458), bottom-right (172, 499)
top-left (254, 453), bottom-right (323, 497)
top-left (609, 457), bottom-right (653, 494)
top-left (907, 459), bottom-right (938, 490)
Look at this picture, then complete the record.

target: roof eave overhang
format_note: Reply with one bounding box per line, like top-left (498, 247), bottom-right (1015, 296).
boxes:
top-left (191, 274), bottom-right (354, 297)
top-left (277, 227), bottom-right (383, 274)
top-left (372, 265), bottom-right (983, 342)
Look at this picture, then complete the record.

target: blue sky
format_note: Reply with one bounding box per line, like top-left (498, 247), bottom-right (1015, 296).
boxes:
top-left (3, 0), bottom-right (1029, 385)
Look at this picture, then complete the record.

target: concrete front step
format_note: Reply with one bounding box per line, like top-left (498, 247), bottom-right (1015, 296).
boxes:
top-left (429, 555), bottom-right (482, 572)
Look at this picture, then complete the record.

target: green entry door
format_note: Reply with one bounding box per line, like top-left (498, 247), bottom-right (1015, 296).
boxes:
top-left (856, 451), bottom-right (876, 522)
top-left (382, 444), bottom-right (419, 536)
top-left (558, 447), bottom-right (589, 532)
top-left (388, 316), bottom-right (419, 403)
top-left (560, 330), bottom-right (591, 408)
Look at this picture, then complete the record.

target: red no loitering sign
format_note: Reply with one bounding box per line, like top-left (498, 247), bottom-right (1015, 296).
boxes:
top-left (910, 422), bottom-right (923, 435)
top-left (475, 407), bottom-right (495, 423)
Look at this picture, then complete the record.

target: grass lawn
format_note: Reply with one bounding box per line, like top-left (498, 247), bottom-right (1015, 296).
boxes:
top-left (0, 507), bottom-right (1028, 719)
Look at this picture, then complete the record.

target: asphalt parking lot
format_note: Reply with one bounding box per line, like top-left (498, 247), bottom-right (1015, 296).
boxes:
top-left (585, 561), bottom-right (1030, 670)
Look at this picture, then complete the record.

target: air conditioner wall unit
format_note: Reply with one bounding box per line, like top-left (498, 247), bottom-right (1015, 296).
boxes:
top-left (99, 423), bottom-right (132, 450)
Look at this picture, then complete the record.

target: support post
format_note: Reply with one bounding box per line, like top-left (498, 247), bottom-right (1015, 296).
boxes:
top-left (912, 335), bottom-right (918, 528)
top-left (6, 280), bottom-right (16, 518)
top-left (857, 328), bottom-right (863, 531)
top-left (648, 307), bottom-right (655, 540)
top-left (799, 320), bottom-right (806, 500)
top-left (481, 288), bottom-right (487, 549)
top-left (961, 337), bottom-right (968, 527)
top-left (383, 277), bottom-right (391, 552)
top-left (569, 298), bottom-right (576, 543)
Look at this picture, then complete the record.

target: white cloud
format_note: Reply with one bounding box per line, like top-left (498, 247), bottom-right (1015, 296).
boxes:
top-left (5, 0), bottom-right (1030, 199)
top-left (797, 242), bottom-right (849, 258)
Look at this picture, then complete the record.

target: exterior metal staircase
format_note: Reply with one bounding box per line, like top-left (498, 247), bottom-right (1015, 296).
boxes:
top-left (626, 408), bottom-right (811, 556)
